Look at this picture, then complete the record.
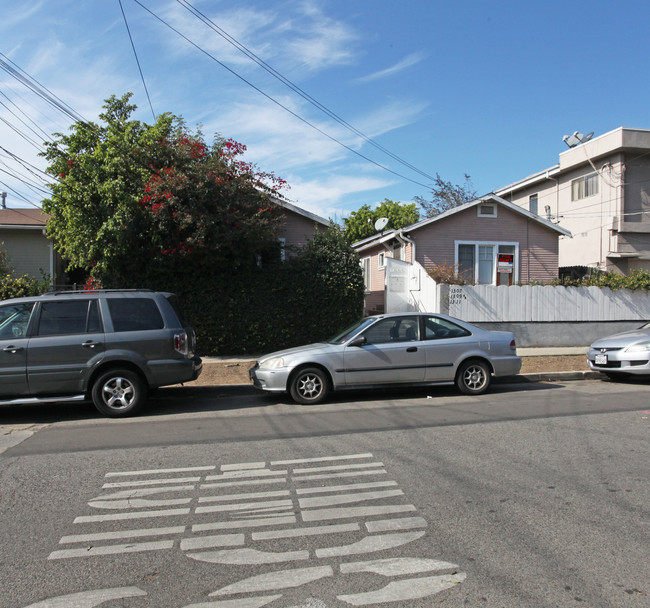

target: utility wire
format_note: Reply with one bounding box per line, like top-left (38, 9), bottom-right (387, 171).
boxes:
top-left (175, 0), bottom-right (437, 184)
top-left (119, 0), bottom-right (156, 121)
top-left (131, 0), bottom-right (433, 190)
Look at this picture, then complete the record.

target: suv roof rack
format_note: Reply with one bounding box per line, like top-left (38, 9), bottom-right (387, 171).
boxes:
top-left (42, 289), bottom-right (155, 296)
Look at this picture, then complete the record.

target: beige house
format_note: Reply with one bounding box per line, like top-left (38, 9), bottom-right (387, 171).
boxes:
top-left (496, 127), bottom-right (650, 274)
top-left (275, 199), bottom-right (329, 257)
top-left (0, 208), bottom-right (62, 281)
top-left (353, 195), bottom-right (570, 314)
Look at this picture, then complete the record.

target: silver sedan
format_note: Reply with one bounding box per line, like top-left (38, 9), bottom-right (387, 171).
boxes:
top-left (587, 322), bottom-right (650, 378)
top-left (249, 312), bottom-right (522, 404)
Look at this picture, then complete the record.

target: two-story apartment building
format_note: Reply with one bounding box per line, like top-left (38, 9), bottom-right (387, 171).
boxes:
top-left (495, 127), bottom-right (650, 274)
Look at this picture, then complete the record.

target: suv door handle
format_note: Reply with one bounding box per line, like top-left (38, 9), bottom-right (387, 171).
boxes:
top-left (406, 346), bottom-right (418, 353)
top-left (82, 341), bottom-right (96, 348)
top-left (3, 346), bottom-right (23, 353)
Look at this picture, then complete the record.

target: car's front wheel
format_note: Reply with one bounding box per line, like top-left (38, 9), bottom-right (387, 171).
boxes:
top-left (91, 368), bottom-right (147, 417)
top-left (456, 359), bottom-right (491, 395)
top-left (289, 367), bottom-right (329, 405)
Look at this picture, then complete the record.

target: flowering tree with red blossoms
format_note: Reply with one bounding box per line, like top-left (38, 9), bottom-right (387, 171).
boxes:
top-left (42, 93), bottom-right (288, 287)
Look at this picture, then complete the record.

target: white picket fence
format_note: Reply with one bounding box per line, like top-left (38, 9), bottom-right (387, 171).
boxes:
top-left (444, 284), bottom-right (650, 322)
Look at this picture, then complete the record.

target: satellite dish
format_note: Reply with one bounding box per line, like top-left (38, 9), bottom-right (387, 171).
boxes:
top-left (582, 131), bottom-right (594, 143)
top-left (374, 217), bottom-right (389, 232)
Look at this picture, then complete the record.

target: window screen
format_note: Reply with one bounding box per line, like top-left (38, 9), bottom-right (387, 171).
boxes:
top-left (108, 298), bottom-right (164, 332)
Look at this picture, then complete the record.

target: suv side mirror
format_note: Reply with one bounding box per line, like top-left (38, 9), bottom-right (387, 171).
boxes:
top-left (347, 335), bottom-right (367, 347)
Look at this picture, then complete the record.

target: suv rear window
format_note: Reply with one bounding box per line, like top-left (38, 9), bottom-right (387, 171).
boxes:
top-left (108, 298), bottom-right (164, 332)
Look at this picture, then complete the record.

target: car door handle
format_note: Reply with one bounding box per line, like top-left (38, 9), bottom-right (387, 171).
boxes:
top-left (406, 347), bottom-right (418, 352)
top-left (82, 341), bottom-right (96, 348)
top-left (3, 346), bottom-right (23, 353)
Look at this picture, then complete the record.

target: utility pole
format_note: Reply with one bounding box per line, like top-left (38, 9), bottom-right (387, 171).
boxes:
top-left (1, 192), bottom-right (6, 209)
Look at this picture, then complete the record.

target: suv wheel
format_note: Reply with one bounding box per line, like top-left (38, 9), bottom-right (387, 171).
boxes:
top-left (92, 368), bottom-right (146, 417)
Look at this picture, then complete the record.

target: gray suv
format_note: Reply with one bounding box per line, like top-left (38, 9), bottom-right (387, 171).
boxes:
top-left (0, 290), bottom-right (202, 417)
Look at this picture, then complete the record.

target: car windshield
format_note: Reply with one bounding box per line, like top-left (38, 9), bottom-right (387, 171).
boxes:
top-left (327, 318), bottom-right (376, 344)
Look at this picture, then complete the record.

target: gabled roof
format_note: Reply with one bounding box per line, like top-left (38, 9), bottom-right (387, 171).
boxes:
top-left (275, 198), bottom-right (329, 227)
top-left (0, 208), bottom-right (49, 228)
top-left (353, 194), bottom-right (571, 253)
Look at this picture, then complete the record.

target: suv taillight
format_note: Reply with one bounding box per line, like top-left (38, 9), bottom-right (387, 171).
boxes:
top-left (174, 331), bottom-right (188, 355)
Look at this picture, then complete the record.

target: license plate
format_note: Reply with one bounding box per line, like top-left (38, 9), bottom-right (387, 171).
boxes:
top-left (595, 354), bottom-right (608, 365)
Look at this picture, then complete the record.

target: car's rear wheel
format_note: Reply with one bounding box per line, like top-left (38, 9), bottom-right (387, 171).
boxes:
top-left (456, 359), bottom-right (491, 395)
top-left (289, 367), bottom-right (329, 405)
top-left (91, 368), bottom-right (147, 417)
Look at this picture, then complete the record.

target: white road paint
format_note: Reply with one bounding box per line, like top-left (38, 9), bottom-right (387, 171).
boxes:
top-left (73, 507), bottom-right (190, 523)
top-left (46, 453), bottom-right (466, 606)
top-left (315, 531), bottom-right (426, 558)
top-left (337, 573), bottom-right (467, 605)
top-left (180, 533), bottom-right (244, 550)
top-left (105, 466), bottom-right (214, 477)
top-left (271, 454), bottom-right (373, 465)
top-left (192, 516), bottom-right (297, 532)
top-left (298, 489), bottom-right (403, 509)
top-left (198, 489), bottom-right (290, 503)
top-left (59, 526), bottom-right (185, 544)
top-left (22, 587), bottom-right (146, 607)
top-left (49, 540), bottom-right (173, 560)
top-left (301, 504), bottom-right (416, 522)
top-left (365, 516), bottom-right (427, 533)
top-left (252, 522), bottom-right (360, 540)
top-left (210, 566), bottom-right (333, 596)
top-left (296, 480), bottom-right (397, 495)
top-left (188, 547), bottom-right (309, 565)
top-left (103, 477), bottom-right (201, 488)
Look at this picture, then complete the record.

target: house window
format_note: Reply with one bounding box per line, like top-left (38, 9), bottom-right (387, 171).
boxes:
top-left (456, 241), bottom-right (518, 285)
top-left (378, 252), bottom-right (386, 269)
top-left (393, 242), bottom-right (403, 260)
top-left (571, 173), bottom-right (599, 201)
top-left (278, 237), bottom-right (286, 262)
top-left (360, 257), bottom-right (371, 291)
top-left (529, 194), bottom-right (538, 215)
top-left (477, 203), bottom-right (497, 217)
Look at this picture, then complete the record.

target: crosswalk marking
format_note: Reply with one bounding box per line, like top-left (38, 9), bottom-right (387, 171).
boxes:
top-left (48, 453), bottom-right (466, 606)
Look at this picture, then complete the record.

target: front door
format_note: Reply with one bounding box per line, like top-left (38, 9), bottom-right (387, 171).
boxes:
top-left (343, 316), bottom-right (425, 386)
top-left (0, 302), bottom-right (34, 397)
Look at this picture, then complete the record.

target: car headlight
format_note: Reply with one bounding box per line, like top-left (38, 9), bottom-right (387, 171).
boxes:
top-left (259, 357), bottom-right (284, 370)
top-left (625, 341), bottom-right (650, 353)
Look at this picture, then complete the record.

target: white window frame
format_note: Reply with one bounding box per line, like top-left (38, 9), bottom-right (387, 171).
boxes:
top-left (378, 251), bottom-right (386, 269)
top-left (360, 257), bottom-right (371, 292)
top-left (477, 203), bottom-right (497, 218)
top-left (571, 173), bottom-right (599, 201)
top-left (454, 240), bottom-right (519, 285)
top-left (529, 194), bottom-right (538, 215)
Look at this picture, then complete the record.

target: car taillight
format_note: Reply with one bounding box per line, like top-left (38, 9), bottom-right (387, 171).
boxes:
top-left (510, 339), bottom-right (517, 352)
top-left (174, 331), bottom-right (188, 355)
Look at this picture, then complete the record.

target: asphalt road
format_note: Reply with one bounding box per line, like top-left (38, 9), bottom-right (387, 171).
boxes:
top-left (1, 379), bottom-right (648, 608)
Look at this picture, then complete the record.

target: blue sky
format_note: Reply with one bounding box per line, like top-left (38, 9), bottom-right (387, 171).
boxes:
top-left (1, 0), bottom-right (648, 222)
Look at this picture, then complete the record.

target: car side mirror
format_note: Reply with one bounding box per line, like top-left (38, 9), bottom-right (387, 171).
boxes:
top-left (347, 335), bottom-right (367, 347)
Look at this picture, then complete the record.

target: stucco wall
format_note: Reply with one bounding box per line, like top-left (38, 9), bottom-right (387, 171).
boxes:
top-left (409, 205), bottom-right (559, 283)
top-left (0, 229), bottom-right (51, 278)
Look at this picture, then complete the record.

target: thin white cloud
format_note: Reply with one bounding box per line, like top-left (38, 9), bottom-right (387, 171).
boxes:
top-left (356, 52), bottom-right (426, 83)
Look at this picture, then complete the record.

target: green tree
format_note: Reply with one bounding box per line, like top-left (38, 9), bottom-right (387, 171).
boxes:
top-left (415, 173), bottom-right (477, 218)
top-left (343, 198), bottom-right (419, 242)
top-left (41, 93), bottom-right (286, 286)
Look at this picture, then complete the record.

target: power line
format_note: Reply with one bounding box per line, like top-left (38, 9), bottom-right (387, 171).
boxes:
top-left (119, 0), bottom-right (156, 121)
top-left (130, 0), bottom-right (433, 190)
top-left (175, 0), bottom-right (438, 184)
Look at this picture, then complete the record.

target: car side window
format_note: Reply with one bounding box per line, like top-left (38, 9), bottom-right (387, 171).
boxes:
top-left (0, 303), bottom-right (35, 339)
top-left (108, 298), bottom-right (164, 332)
top-left (37, 300), bottom-right (102, 336)
top-left (362, 317), bottom-right (420, 344)
top-left (424, 316), bottom-right (471, 340)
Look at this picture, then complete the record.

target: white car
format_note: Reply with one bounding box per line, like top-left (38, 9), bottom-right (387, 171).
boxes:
top-left (250, 312), bottom-right (521, 404)
top-left (587, 322), bottom-right (650, 378)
